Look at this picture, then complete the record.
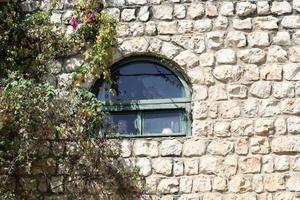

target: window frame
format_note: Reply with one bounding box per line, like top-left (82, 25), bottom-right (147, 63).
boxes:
top-left (92, 56), bottom-right (192, 137)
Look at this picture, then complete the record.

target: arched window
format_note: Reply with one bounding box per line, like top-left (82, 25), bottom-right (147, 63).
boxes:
top-left (92, 56), bottom-right (191, 137)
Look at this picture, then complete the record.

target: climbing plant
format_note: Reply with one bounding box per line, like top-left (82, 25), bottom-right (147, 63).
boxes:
top-left (0, 0), bottom-right (145, 199)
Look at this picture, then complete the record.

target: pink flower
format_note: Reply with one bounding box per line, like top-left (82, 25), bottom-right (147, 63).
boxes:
top-left (70, 18), bottom-right (79, 29)
top-left (88, 13), bottom-right (96, 21)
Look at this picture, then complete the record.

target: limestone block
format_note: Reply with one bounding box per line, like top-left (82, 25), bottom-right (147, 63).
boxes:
top-left (222, 155), bottom-right (238, 177)
top-left (274, 117), bottom-right (287, 135)
top-left (230, 119), bottom-right (253, 136)
top-left (273, 192), bottom-right (295, 200)
top-left (152, 158), bottom-right (173, 176)
top-left (286, 173), bottom-right (300, 191)
top-left (120, 37), bottom-right (149, 55)
top-left (194, 19), bottom-right (212, 32)
top-left (193, 176), bottom-right (211, 192)
top-left (138, 6), bottom-right (150, 22)
top-left (228, 85), bottom-right (248, 99)
top-left (145, 21), bottom-right (157, 36)
top-left (183, 139), bottom-right (207, 156)
top-left (274, 156), bottom-right (289, 171)
top-left (213, 65), bottom-right (243, 82)
top-left (248, 32), bottom-right (269, 47)
top-left (133, 140), bottom-right (159, 157)
top-left (207, 31), bottom-right (225, 49)
top-left (267, 45), bottom-right (288, 63)
top-left (240, 156), bottom-right (261, 174)
top-left (193, 121), bottom-right (213, 137)
top-left (281, 98), bottom-right (300, 115)
top-left (262, 155), bottom-right (274, 173)
top-left (273, 32), bottom-right (291, 46)
top-left (261, 64), bottom-right (282, 80)
top-left (157, 21), bottom-right (177, 34)
top-left (250, 137), bottom-right (270, 154)
top-left (219, 101), bottom-right (241, 119)
top-left (282, 16), bottom-right (300, 29)
top-left (253, 174), bottom-right (264, 193)
top-left (273, 82), bottom-right (295, 98)
top-left (127, 0), bottom-right (147, 5)
top-left (213, 177), bottom-right (227, 191)
top-left (206, 2), bottom-right (218, 17)
top-left (199, 52), bottom-right (215, 67)
top-left (178, 20), bottom-right (193, 34)
top-left (121, 140), bottom-right (131, 157)
top-left (283, 63), bottom-right (300, 80)
top-left (254, 118), bottom-right (274, 136)
top-left (160, 139), bottom-right (182, 156)
top-left (243, 99), bottom-right (259, 117)
top-left (121, 9), bottom-right (135, 22)
top-left (130, 22), bottom-right (145, 36)
top-left (254, 16), bottom-right (279, 30)
top-left (200, 155), bottom-right (223, 174)
top-left (233, 18), bottom-right (252, 30)
top-left (293, 31), bottom-right (300, 45)
top-left (157, 178), bottom-right (179, 194)
top-left (174, 4), bottom-right (186, 19)
top-left (209, 84), bottom-right (227, 101)
top-left (214, 16), bottom-right (228, 30)
top-left (136, 158), bottom-right (152, 176)
top-left (236, 2), bottom-right (256, 17)
top-left (264, 174), bottom-right (285, 192)
top-left (219, 2), bottom-right (234, 16)
top-left (271, 1), bottom-right (292, 15)
top-left (160, 42), bottom-right (180, 59)
top-left (179, 177), bottom-right (193, 193)
top-left (173, 159), bottom-right (184, 176)
top-left (174, 50), bottom-right (199, 68)
top-left (152, 5), bottom-right (173, 20)
top-left (239, 48), bottom-right (266, 64)
top-left (207, 140), bottom-right (233, 156)
top-left (290, 46), bottom-right (300, 62)
top-left (259, 99), bottom-right (281, 117)
top-left (250, 81), bottom-right (271, 99)
top-left (185, 158), bottom-right (199, 175)
top-left (187, 3), bottom-right (205, 19)
top-left (294, 0), bottom-right (300, 12)
top-left (145, 176), bottom-right (159, 193)
top-left (271, 136), bottom-right (300, 153)
top-left (203, 193), bottom-right (222, 200)
top-left (215, 49), bottom-right (236, 64)
top-left (236, 138), bottom-right (249, 155)
top-left (228, 175), bottom-right (252, 192)
top-left (226, 31), bottom-right (247, 48)
top-left (214, 121), bottom-right (231, 137)
top-left (193, 101), bottom-right (208, 119)
top-left (243, 64), bottom-right (260, 83)
top-left (287, 116), bottom-right (300, 134)
top-left (257, 1), bottom-right (270, 15)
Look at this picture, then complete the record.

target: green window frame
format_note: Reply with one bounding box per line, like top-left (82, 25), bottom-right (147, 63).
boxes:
top-left (92, 56), bottom-right (192, 137)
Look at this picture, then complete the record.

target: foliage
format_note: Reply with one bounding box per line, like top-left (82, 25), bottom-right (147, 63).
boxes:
top-left (0, 0), bottom-right (145, 199)
top-left (0, 0), bottom-right (117, 83)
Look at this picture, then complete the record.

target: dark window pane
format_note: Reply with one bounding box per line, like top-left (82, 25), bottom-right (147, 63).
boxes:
top-left (97, 62), bottom-right (186, 100)
top-left (143, 112), bottom-right (182, 134)
top-left (110, 113), bottom-right (136, 135)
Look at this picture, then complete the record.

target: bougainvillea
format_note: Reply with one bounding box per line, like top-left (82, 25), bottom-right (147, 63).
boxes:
top-left (0, 0), bottom-right (145, 199)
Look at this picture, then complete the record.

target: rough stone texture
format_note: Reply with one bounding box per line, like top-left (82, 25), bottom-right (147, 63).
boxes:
top-left (25, 0), bottom-right (300, 198)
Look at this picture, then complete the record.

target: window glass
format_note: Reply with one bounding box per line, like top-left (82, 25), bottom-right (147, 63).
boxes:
top-left (110, 113), bottom-right (136, 135)
top-left (98, 62), bottom-right (185, 100)
top-left (143, 112), bottom-right (182, 134)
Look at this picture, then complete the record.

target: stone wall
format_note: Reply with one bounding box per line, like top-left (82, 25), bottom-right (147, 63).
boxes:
top-left (23, 0), bottom-right (300, 199)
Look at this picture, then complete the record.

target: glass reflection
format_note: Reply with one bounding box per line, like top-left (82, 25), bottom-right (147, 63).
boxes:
top-left (110, 113), bottom-right (136, 135)
top-left (143, 112), bottom-right (182, 134)
top-left (98, 62), bottom-right (185, 100)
